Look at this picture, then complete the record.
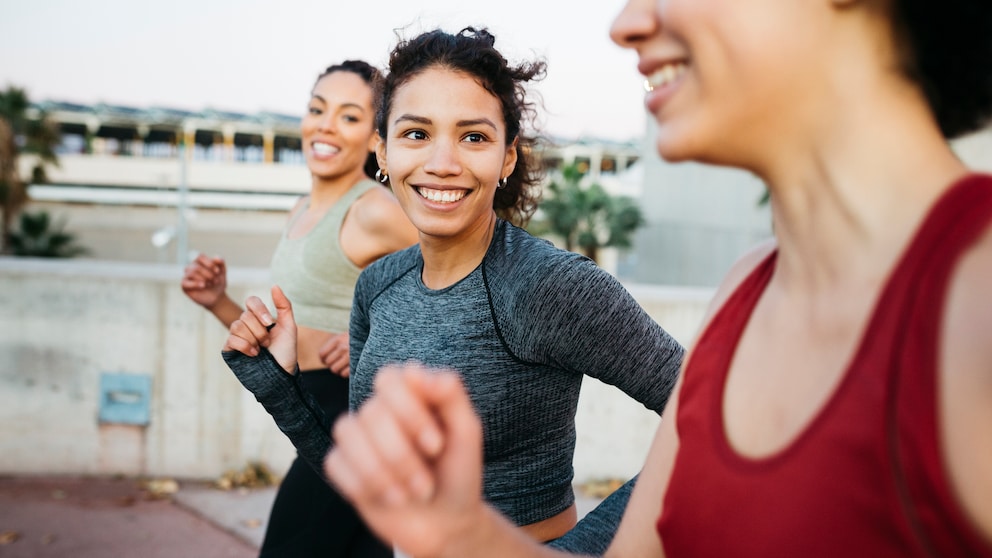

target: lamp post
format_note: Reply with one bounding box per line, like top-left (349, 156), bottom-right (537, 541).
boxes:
top-left (176, 123), bottom-right (192, 265)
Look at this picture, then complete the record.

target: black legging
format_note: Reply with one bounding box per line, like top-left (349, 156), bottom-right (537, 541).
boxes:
top-left (259, 370), bottom-right (391, 557)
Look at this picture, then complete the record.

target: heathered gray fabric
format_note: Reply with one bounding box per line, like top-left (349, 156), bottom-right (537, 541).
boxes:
top-left (222, 219), bottom-right (683, 550)
top-left (547, 475), bottom-right (637, 556)
top-left (349, 220), bottom-right (682, 526)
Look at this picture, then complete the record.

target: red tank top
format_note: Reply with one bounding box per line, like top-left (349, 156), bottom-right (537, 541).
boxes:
top-left (657, 174), bottom-right (992, 557)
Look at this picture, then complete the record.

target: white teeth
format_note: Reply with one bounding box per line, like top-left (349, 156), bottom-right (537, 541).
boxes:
top-left (643, 62), bottom-right (688, 92)
top-left (416, 187), bottom-right (467, 203)
top-left (312, 142), bottom-right (339, 156)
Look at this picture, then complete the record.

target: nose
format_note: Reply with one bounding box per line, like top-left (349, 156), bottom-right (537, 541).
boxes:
top-left (610, 0), bottom-right (658, 49)
top-left (423, 139), bottom-right (462, 177)
top-left (317, 113), bottom-right (337, 134)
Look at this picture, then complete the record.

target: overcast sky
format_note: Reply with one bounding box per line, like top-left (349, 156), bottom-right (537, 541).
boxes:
top-left (0, 0), bottom-right (647, 142)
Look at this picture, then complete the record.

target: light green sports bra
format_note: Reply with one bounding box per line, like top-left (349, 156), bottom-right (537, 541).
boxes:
top-left (269, 179), bottom-right (379, 333)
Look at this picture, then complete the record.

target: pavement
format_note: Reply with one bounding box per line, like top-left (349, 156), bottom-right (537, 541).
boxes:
top-left (0, 475), bottom-right (604, 557)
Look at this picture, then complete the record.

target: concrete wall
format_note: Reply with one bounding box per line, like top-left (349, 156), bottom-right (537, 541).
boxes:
top-left (0, 257), bottom-right (711, 484)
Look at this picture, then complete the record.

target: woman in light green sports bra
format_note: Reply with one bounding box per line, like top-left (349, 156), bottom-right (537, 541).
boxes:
top-left (180, 60), bottom-right (417, 557)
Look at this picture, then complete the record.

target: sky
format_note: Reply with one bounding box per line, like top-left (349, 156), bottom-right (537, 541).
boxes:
top-left (0, 0), bottom-right (648, 142)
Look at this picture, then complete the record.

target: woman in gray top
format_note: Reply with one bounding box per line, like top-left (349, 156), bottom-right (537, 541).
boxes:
top-left (222, 27), bottom-right (684, 555)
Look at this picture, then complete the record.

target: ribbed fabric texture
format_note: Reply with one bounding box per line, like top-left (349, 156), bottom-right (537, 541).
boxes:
top-left (350, 219), bottom-right (683, 526)
top-left (270, 179), bottom-right (378, 333)
top-left (224, 219), bottom-right (684, 553)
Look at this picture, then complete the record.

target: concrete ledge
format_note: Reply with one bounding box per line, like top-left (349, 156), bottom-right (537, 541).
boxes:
top-left (0, 257), bottom-right (709, 483)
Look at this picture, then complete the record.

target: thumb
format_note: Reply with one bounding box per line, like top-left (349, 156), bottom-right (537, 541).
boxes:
top-left (271, 285), bottom-right (295, 325)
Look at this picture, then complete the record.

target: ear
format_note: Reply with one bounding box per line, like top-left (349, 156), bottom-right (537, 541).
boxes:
top-left (501, 137), bottom-right (519, 180)
top-left (367, 130), bottom-right (380, 155)
top-left (374, 134), bottom-right (387, 169)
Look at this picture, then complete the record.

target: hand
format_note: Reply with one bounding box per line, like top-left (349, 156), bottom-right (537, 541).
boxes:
top-left (223, 285), bottom-right (298, 373)
top-left (326, 365), bottom-right (486, 557)
top-left (318, 333), bottom-right (351, 377)
top-left (180, 254), bottom-right (227, 309)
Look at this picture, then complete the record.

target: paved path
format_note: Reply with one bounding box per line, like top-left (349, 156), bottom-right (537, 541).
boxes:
top-left (0, 476), bottom-right (258, 558)
top-left (0, 475), bottom-right (605, 557)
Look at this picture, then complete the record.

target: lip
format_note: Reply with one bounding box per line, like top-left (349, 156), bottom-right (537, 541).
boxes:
top-left (638, 58), bottom-right (689, 116)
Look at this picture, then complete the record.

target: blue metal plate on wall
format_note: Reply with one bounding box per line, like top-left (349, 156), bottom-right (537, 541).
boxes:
top-left (98, 373), bottom-right (152, 425)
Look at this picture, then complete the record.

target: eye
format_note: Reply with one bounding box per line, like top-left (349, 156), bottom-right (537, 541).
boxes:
top-left (308, 106), bottom-right (322, 116)
top-left (343, 114), bottom-right (361, 123)
top-left (463, 132), bottom-right (488, 143)
top-left (402, 130), bottom-right (428, 141)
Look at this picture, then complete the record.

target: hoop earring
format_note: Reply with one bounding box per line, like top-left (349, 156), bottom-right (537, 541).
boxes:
top-left (375, 169), bottom-right (389, 184)
top-left (497, 177), bottom-right (507, 189)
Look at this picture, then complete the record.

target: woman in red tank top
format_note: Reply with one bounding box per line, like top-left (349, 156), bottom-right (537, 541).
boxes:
top-left (305, 1), bottom-right (992, 557)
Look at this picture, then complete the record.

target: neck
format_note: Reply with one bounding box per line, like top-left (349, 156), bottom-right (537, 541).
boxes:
top-left (753, 74), bottom-right (967, 295)
top-left (307, 169), bottom-right (368, 210)
top-left (420, 213), bottom-right (498, 290)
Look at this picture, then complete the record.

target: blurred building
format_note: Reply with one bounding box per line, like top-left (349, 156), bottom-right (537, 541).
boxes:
top-left (23, 100), bottom-right (992, 286)
top-left (21, 100), bottom-right (643, 269)
top-left (627, 121), bottom-right (992, 286)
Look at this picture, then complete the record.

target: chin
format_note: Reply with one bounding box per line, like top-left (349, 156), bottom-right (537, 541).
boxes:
top-left (654, 134), bottom-right (698, 164)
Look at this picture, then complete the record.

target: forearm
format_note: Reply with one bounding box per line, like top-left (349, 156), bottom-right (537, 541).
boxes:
top-left (221, 349), bottom-right (335, 482)
top-left (203, 294), bottom-right (242, 328)
top-left (445, 505), bottom-right (595, 558)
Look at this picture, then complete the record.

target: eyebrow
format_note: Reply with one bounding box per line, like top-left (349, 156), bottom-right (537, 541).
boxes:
top-left (393, 114), bottom-right (498, 130)
top-left (310, 94), bottom-right (367, 112)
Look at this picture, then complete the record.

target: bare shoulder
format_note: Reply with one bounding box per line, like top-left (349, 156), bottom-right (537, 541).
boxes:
top-left (351, 187), bottom-right (410, 230)
top-left (940, 225), bottom-right (992, 543)
top-left (697, 238), bottom-right (777, 337)
top-left (345, 186), bottom-right (418, 257)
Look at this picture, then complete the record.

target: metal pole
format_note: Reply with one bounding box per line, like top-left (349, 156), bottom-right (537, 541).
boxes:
top-left (176, 130), bottom-right (189, 265)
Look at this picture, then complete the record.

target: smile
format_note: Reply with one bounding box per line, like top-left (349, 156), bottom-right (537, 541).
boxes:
top-left (311, 142), bottom-right (340, 156)
top-left (644, 62), bottom-right (688, 92)
top-left (416, 186), bottom-right (467, 203)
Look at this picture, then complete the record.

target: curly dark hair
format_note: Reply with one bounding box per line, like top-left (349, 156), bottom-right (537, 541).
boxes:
top-left (893, 0), bottom-right (992, 138)
top-left (315, 60), bottom-right (383, 179)
top-left (376, 27), bottom-right (546, 226)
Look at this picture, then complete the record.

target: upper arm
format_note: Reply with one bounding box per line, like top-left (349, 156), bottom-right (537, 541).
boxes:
top-left (602, 240), bottom-right (777, 557)
top-left (604, 374), bottom-right (685, 558)
top-left (525, 257), bottom-right (684, 413)
top-left (349, 272), bottom-right (373, 371)
top-left (940, 230), bottom-right (992, 542)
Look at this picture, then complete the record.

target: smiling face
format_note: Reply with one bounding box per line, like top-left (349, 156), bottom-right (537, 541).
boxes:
top-left (301, 70), bottom-right (377, 182)
top-left (377, 66), bottom-right (517, 241)
top-left (610, 0), bottom-right (829, 168)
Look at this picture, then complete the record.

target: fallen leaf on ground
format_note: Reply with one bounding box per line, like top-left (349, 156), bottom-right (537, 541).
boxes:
top-left (0, 531), bottom-right (20, 545)
top-left (143, 478), bottom-right (179, 499)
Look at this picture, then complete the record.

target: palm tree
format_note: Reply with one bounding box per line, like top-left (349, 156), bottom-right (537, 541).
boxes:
top-left (533, 163), bottom-right (645, 263)
top-left (0, 86), bottom-right (61, 253)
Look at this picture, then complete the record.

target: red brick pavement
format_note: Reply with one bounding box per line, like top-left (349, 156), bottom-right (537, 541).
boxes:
top-left (0, 476), bottom-right (257, 558)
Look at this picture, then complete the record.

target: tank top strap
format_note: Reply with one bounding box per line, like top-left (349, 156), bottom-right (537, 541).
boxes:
top-left (886, 173), bottom-right (992, 556)
top-left (324, 179), bottom-right (379, 222)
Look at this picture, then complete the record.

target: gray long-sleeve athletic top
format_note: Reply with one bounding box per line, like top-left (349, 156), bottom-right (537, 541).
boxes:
top-left (222, 219), bottom-right (683, 545)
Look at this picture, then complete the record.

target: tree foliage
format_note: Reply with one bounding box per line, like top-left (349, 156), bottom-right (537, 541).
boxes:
top-left (533, 163), bottom-right (645, 263)
top-left (0, 86), bottom-right (61, 253)
top-left (9, 210), bottom-right (88, 258)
